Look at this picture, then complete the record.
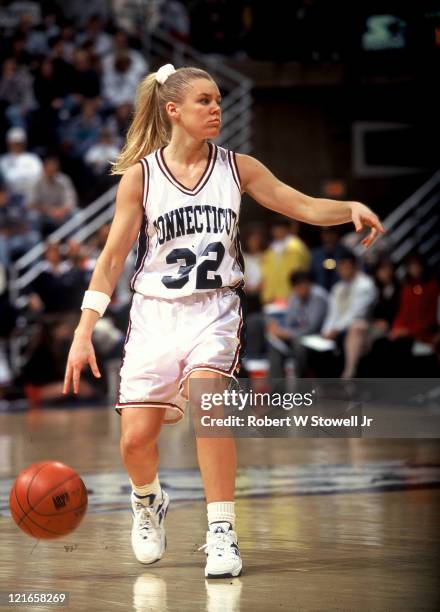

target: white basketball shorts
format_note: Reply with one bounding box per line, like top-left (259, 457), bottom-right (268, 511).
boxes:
top-left (115, 287), bottom-right (244, 423)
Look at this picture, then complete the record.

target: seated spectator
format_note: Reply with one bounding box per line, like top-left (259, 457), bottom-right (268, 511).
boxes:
top-left (261, 216), bottom-right (310, 304)
top-left (158, 0), bottom-right (190, 44)
top-left (391, 254), bottom-right (439, 345)
top-left (349, 259), bottom-right (401, 377)
top-left (365, 254), bottom-right (440, 377)
top-left (20, 315), bottom-right (98, 407)
top-left (320, 252), bottom-right (377, 378)
top-left (64, 239), bottom-right (95, 285)
top-left (105, 102), bottom-right (133, 147)
top-left (28, 241), bottom-right (87, 314)
top-left (48, 34), bottom-right (75, 80)
top-left (0, 57), bottom-right (36, 128)
top-left (7, 32), bottom-right (33, 67)
top-left (102, 52), bottom-right (142, 109)
top-left (29, 155), bottom-right (78, 236)
top-left (102, 28), bottom-right (148, 82)
top-left (371, 259), bottom-right (401, 333)
top-left (61, 99), bottom-right (102, 158)
top-left (242, 222), bottom-right (267, 313)
top-left (0, 183), bottom-right (40, 262)
top-left (0, 127), bottom-right (43, 205)
top-left (77, 14), bottom-right (112, 58)
top-left (267, 271), bottom-right (328, 378)
top-left (310, 227), bottom-right (351, 291)
top-left (31, 58), bottom-right (68, 147)
top-left (55, 21), bottom-right (77, 62)
top-left (70, 48), bottom-right (101, 105)
top-left (85, 128), bottom-right (120, 175)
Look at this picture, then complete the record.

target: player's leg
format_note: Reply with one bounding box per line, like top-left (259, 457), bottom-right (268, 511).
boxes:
top-left (120, 406), bottom-right (169, 564)
top-left (120, 406), bottom-right (164, 486)
top-left (184, 370), bottom-right (242, 578)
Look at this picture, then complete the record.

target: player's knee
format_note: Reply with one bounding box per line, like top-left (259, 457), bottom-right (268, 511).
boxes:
top-left (120, 429), bottom-right (157, 453)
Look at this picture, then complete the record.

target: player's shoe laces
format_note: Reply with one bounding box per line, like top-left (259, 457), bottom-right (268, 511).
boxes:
top-left (199, 521), bottom-right (242, 578)
top-left (131, 490), bottom-right (169, 564)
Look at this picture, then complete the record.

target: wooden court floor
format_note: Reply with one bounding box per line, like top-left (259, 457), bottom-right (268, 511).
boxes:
top-left (0, 407), bottom-right (439, 611)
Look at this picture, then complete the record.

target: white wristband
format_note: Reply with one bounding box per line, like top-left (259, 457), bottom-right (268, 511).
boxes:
top-left (81, 290), bottom-right (111, 317)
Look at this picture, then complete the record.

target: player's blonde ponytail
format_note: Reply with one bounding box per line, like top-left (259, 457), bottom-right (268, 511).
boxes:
top-left (111, 66), bottom-right (215, 175)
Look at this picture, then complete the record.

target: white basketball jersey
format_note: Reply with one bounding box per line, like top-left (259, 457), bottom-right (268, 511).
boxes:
top-left (131, 143), bottom-right (244, 298)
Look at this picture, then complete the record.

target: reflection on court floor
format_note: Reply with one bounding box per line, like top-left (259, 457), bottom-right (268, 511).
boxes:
top-left (2, 460), bottom-right (439, 517)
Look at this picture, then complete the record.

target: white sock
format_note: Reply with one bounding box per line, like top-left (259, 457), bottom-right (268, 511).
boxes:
top-left (130, 474), bottom-right (162, 505)
top-left (207, 501), bottom-right (235, 530)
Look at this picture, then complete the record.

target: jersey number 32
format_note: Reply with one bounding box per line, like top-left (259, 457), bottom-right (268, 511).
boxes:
top-left (161, 241), bottom-right (225, 289)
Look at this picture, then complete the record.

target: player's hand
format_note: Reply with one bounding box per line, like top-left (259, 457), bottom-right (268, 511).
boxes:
top-left (63, 335), bottom-right (101, 395)
top-left (350, 202), bottom-right (385, 249)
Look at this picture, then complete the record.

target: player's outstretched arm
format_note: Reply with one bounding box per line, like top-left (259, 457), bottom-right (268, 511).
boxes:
top-left (63, 163), bottom-right (144, 394)
top-left (236, 154), bottom-right (384, 248)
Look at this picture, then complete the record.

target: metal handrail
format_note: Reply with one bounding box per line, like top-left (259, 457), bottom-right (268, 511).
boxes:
top-left (352, 171), bottom-right (440, 270)
top-left (384, 170), bottom-right (440, 230)
top-left (13, 185), bottom-right (118, 271)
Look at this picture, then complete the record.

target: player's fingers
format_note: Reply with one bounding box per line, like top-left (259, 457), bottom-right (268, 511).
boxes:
top-left (369, 215), bottom-right (385, 234)
top-left (63, 364), bottom-right (72, 394)
top-left (89, 353), bottom-right (101, 378)
top-left (352, 211), bottom-right (362, 233)
top-left (72, 366), bottom-right (81, 394)
top-left (362, 227), bottom-right (378, 248)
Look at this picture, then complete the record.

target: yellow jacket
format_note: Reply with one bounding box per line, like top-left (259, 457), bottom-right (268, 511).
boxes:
top-left (261, 236), bottom-right (311, 303)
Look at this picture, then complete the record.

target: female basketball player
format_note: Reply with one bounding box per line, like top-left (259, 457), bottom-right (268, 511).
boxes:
top-left (63, 64), bottom-right (384, 578)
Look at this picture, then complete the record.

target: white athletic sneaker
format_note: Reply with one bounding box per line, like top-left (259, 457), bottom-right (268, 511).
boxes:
top-left (131, 490), bottom-right (169, 564)
top-left (199, 522), bottom-right (243, 578)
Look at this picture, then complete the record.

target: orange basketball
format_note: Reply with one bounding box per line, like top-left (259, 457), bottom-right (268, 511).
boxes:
top-left (9, 461), bottom-right (88, 539)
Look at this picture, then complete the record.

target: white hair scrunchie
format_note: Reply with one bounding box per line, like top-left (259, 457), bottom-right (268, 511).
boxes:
top-left (155, 63), bottom-right (176, 85)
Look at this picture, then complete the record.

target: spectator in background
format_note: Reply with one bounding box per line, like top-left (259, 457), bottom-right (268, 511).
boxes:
top-left (61, 98), bottom-right (102, 158)
top-left (55, 21), bottom-right (77, 62)
top-left (87, 223), bottom-right (111, 261)
top-left (77, 14), bottom-right (112, 58)
top-left (33, 57), bottom-right (68, 110)
top-left (0, 183), bottom-right (40, 262)
top-left (321, 252), bottom-right (377, 378)
top-left (31, 58), bottom-right (68, 146)
top-left (105, 102), bottom-right (133, 147)
top-left (28, 241), bottom-right (86, 314)
top-left (29, 156), bottom-right (78, 236)
top-left (48, 35), bottom-right (75, 82)
top-left (267, 271), bottom-right (328, 378)
top-left (102, 28), bottom-right (148, 82)
top-left (261, 216), bottom-right (310, 304)
top-left (19, 308), bottom-right (102, 407)
top-left (242, 222), bottom-right (266, 313)
top-left (6, 33), bottom-right (33, 67)
top-left (390, 253), bottom-right (439, 345)
top-left (159, 1), bottom-right (190, 44)
top-left (70, 48), bottom-right (101, 105)
top-left (85, 128), bottom-right (120, 179)
top-left (64, 239), bottom-right (95, 286)
top-left (371, 259), bottom-right (401, 332)
top-left (0, 127), bottom-right (42, 205)
top-left (365, 254), bottom-right (439, 377)
top-left (0, 57), bottom-right (36, 128)
top-left (311, 227), bottom-right (351, 291)
top-left (102, 52), bottom-right (142, 109)
top-left (356, 259), bottom-right (401, 376)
